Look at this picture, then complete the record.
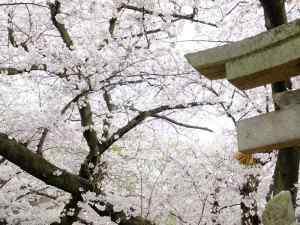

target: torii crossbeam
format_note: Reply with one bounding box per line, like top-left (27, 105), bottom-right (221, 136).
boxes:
top-left (185, 18), bottom-right (300, 153)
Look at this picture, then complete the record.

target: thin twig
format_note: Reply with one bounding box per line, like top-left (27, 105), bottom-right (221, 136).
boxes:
top-left (0, 3), bottom-right (48, 8)
top-left (118, 3), bottom-right (217, 27)
top-left (151, 114), bottom-right (213, 132)
top-left (36, 128), bottom-right (49, 156)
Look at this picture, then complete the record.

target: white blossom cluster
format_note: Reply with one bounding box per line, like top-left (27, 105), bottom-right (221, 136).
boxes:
top-left (0, 0), bottom-right (299, 225)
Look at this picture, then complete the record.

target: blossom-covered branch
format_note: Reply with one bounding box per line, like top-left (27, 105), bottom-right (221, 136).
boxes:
top-left (151, 114), bottom-right (213, 132)
top-left (90, 202), bottom-right (154, 225)
top-left (48, 0), bottom-right (74, 50)
top-left (0, 133), bottom-right (93, 195)
top-left (0, 65), bottom-right (46, 76)
top-left (118, 3), bottom-right (217, 27)
top-left (0, 132), bottom-right (155, 225)
top-left (101, 101), bottom-right (217, 150)
top-left (56, 96), bottom-right (105, 224)
top-left (0, 2), bottom-right (47, 8)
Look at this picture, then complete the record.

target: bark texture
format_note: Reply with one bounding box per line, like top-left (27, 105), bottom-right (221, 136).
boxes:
top-left (0, 133), bottom-right (154, 225)
top-left (0, 133), bottom-right (92, 195)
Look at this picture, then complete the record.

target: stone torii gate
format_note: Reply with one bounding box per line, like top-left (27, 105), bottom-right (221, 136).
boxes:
top-left (185, 18), bottom-right (300, 154)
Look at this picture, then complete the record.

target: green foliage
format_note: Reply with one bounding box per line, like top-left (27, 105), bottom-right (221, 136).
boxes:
top-left (165, 212), bottom-right (177, 225)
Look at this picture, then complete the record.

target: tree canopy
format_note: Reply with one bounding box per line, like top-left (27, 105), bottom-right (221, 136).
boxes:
top-left (0, 1), bottom-right (300, 225)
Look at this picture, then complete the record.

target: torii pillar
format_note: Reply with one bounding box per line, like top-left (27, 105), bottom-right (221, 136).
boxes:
top-left (185, 15), bottom-right (300, 208)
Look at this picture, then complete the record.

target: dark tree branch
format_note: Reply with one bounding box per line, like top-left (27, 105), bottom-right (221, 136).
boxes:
top-left (151, 114), bottom-right (213, 132)
top-left (90, 202), bottom-right (154, 225)
top-left (77, 98), bottom-right (103, 177)
top-left (169, 212), bottom-right (188, 224)
top-left (0, 177), bottom-right (13, 189)
top-left (101, 79), bottom-right (157, 90)
top-left (61, 90), bottom-right (90, 115)
top-left (259, 0), bottom-right (287, 29)
top-left (101, 101), bottom-right (217, 150)
top-left (7, 12), bottom-right (29, 51)
top-left (102, 90), bottom-right (113, 140)
top-left (109, 17), bottom-right (117, 36)
top-left (57, 93), bottom-right (161, 225)
top-left (0, 131), bottom-right (150, 225)
top-left (218, 203), bottom-right (240, 213)
top-left (0, 65), bottom-right (47, 76)
top-left (0, 133), bottom-right (93, 195)
top-left (201, 83), bottom-right (238, 127)
top-left (118, 3), bottom-right (217, 27)
top-left (121, 28), bottom-right (163, 40)
top-left (15, 187), bottom-right (58, 201)
top-left (48, 0), bottom-right (74, 50)
top-left (239, 175), bottom-right (261, 225)
top-left (220, 1), bottom-right (248, 22)
top-left (8, 13), bottom-right (17, 48)
top-left (36, 128), bottom-right (49, 156)
top-left (0, 64), bottom-right (72, 78)
top-left (0, 2), bottom-right (47, 8)
top-left (57, 96), bottom-right (105, 225)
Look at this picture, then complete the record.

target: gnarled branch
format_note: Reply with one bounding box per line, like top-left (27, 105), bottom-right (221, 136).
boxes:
top-left (0, 133), bottom-right (93, 195)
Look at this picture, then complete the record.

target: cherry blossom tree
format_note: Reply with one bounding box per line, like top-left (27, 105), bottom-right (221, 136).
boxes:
top-left (0, 1), bottom-right (300, 225)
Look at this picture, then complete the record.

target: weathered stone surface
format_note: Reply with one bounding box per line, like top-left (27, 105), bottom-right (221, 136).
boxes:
top-left (262, 191), bottom-right (295, 225)
top-left (238, 104), bottom-right (300, 153)
top-left (185, 18), bottom-right (300, 89)
top-left (273, 89), bottom-right (300, 109)
top-left (226, 34), bottom-right (300, 90)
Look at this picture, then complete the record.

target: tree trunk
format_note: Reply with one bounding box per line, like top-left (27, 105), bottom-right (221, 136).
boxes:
top-left (259, 0), bottom-right (300, 208)
top-left (240, 175), bottom-right (261, 225)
